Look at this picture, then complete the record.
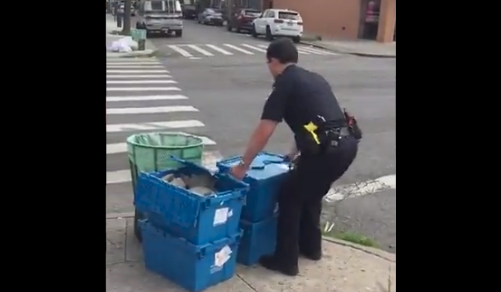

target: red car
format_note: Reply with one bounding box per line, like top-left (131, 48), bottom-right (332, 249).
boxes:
top-left (226, 8), bottom-right (261, 33)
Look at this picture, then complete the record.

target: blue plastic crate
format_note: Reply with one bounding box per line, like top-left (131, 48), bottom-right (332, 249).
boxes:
top-left (134, 156), bottom-right (248, 245)
top-left (217, 152), bottom-right (289, 222)
top-left (237, 215), bottom-right (277, 266)
top-left (140, 220), bottom-right (241, 292)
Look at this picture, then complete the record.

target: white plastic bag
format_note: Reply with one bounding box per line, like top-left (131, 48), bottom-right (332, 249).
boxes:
top-left (109, 36), bottom-right (138, 53)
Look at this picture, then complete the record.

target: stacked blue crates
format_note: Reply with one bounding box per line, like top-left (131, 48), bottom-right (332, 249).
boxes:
top-left (217, 152), bottom-right (290, 266)
top-left (134, 157), bottom-right (249, 292)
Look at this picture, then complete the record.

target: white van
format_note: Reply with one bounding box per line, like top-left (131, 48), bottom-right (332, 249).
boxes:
top-left (136, 0), bottom-right (183, 37)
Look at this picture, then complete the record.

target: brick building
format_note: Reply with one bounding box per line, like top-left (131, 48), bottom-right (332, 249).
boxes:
top-left (263, 0), bottom-right (396, 43)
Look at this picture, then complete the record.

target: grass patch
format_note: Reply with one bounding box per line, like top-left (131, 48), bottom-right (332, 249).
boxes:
top-left (323, 230), bottom-right (378, 248)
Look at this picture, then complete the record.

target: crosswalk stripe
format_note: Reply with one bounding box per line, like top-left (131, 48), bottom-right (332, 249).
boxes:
top-left (257, 43), bottom-right (310, 55)
top-left (186, 45), bottom-right (214, 56)
top-left (298, 46), bottom-right (335, 55)
top-left (107, 69), bottom-right (168, 73)
top-left (224, 44), bottom-right (254, 55)
top-left (107, 120), bottom-right (205, 133)
top-left (107, 74), bottom-right (172, 79)
top-left (105, 62), bottom-right (161, 66)
top-left (106, 80), bottom-right (177, 84)
top-left (258, 43), bottom-right (302, 54)
top-left (107, 65), bottom-right (165, 68)
top-left (106, 87), bottom-right (181, 91)
top-left (168, 45), bottom-right (193, 57)
top-left (107, 170), bottom-right (133, 184)
top-left (106, 58), bottom-right (157, 63)
top-left (107, 136), bottom-right (216, 155)
top-left (106, 95), bottom-right (188, 102)
top-left (205, 44), bottom-right (233, 55)
top-left (295, 48), bottom-right (311, 54)
top-left (241, 44), bottom-right (266, 53)
top-left (107, 106), bottom-right (198, 115)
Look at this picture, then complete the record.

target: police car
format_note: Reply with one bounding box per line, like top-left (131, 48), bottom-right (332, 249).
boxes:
top-left (251, 8), bottom-right (303, 43)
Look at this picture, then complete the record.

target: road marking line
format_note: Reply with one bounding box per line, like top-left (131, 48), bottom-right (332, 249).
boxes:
top-left (205, 44), bottom-right (233, 55)
top-left (106, 151), bottom-right (221, 184)
top-left (241, 44), bottom-right (266, 53)
top-left (106, 87), bottom-right (181, 91)
top-left (107, 69), bottom-right (168, 73)
top-left (106, 58), bottom-right (157, 63)
top-left (324, 174), bottom-right (396, 202)
top-left (106, 95), bottom-right (188, 102)
top-left (106, 74), bottom-right (172, 79)
top-left (168, 45), bottom-right (193, 57)
top-left (107, 120), bottom-right (204, 133)
top-left (224, 44), bottom-right (254, 55)
top-left (105, 62), bottom-right (161, 66)
top-left (106, 80), bottom-right (177, 84)
top-left (107, 65), bottom-right (165, 68)
top-left (107, 106), bottom-right (198, 115)
top-left (186, 45), bottom-right (214, 56)
top-left (258, 43), bottom-right (309, 54)
top-left (107, 170), bottom-right (133, 184)
top-left (107, 137), bottom-right (217, 154)
top-left (298, 46), bottom-right (337, 55)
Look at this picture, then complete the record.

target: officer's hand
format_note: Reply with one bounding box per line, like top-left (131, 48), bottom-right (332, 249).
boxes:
top-left (230, 163), bottom-right (248, 181)
top-left (284, 152), bottom-right (299, 163)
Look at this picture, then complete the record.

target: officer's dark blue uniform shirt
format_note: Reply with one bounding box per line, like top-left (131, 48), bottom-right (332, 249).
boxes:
top-left (261, 65), bottom-right (346, 135)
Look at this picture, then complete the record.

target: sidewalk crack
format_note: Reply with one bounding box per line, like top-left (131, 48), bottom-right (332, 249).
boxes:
top-left (123, 219), bottom-right (129, 261)
top-left (237, 273), bottom-right (258, 292)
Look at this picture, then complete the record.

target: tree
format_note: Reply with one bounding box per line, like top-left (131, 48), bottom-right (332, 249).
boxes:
top-left (122, 0), bottom-right (132, 35)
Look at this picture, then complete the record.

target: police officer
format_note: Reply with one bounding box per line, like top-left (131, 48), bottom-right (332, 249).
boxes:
top-left (229, 38), bottom-right (359, 276)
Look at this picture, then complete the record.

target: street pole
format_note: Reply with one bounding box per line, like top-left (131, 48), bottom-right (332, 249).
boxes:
top-left (122, 0), bottom-right (132, 35)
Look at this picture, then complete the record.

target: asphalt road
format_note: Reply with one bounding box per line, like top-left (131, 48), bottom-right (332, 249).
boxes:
top-left (126, 20), bottom-right (397, 252)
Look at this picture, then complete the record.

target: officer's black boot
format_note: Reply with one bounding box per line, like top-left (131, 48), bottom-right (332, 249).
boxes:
top-left (259, 255), bottom-right (299, 276)
top-left (300, 249), bottom-right (322, 261)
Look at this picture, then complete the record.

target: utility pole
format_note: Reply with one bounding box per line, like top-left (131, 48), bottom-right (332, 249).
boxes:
top-left (122, 0), bottom-right (132, 35)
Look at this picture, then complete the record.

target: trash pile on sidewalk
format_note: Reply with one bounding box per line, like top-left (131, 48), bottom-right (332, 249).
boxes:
top-left (134, 153), bottom-right (290, 292)
top-left (107, 36), bottom-right (138, 53)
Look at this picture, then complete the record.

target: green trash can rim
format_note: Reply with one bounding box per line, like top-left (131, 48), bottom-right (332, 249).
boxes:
top-left (126, 132), bottom-right (204, 150)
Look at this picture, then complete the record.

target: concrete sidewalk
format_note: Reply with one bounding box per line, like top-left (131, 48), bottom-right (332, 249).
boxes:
top-left (301, 37), bottom-right (396, 58)
top-left (107, 217), bottom-right (396, 292)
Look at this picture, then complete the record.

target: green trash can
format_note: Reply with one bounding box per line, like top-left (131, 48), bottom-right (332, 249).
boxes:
top-left (127, 132), bottom-right (204, 242)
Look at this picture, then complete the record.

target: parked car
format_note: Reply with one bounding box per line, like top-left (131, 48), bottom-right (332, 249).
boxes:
top-left (197, 8), bottom-right (224, 26)
top-left (135, 0), bottom-right (183, 37)
top-left (227, 8), bottom-right (261, 33)
top-left (181, 4), bottom-right (197, 19)
top-left (251, 9), bottom-right (303, 43)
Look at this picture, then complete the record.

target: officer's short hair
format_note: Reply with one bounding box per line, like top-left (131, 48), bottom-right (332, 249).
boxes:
top-left (266, 38), bottom-right (298, 64)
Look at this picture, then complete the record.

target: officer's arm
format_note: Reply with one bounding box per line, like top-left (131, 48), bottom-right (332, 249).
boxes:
top-left (241, 77), bottom-right (292, 166)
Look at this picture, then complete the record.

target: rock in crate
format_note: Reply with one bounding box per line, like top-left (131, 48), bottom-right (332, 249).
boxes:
top-left (134, 157), bottom-right (248, 245)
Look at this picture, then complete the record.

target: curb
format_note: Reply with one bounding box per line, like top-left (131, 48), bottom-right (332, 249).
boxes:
top-left (300, 41), bottom-right (396, 58)
top-left (322, 236), bottom-right (395, 262)
top-left (106, 215), bottom-right (396, 262)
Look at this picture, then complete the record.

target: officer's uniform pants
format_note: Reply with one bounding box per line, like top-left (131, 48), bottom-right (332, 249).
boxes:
top-left (274, 136), bottom-right (358, 268)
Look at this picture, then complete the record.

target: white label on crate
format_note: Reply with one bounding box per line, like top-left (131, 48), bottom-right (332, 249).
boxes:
top-left (213, 207), bottom-right (229, 226)
top-left (214, 245), bottom-right (232, 267)
top-left (228, 209), bottom-right (233, 218)
top-left (210, 265), bottom-right (222, 274)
